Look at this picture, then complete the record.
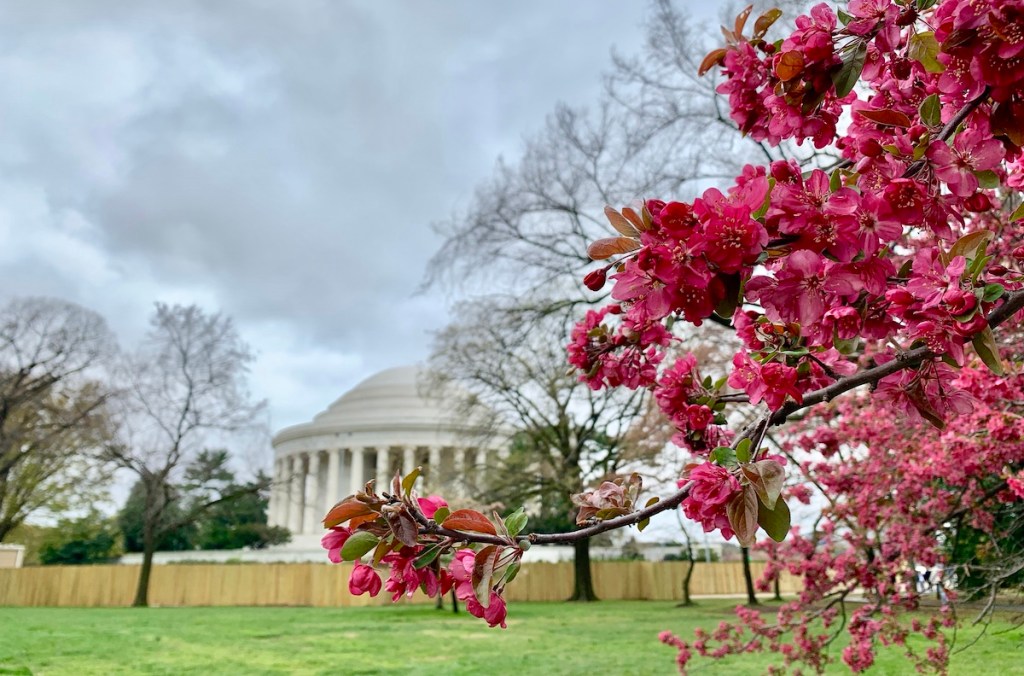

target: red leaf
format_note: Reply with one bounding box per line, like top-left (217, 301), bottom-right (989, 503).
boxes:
top-left (604, 206), bottom-right (639, 237)
top-left (385, 507), bottom-right (420, 547)
top-left (775, 51), bottom-right (804, 81)
top-left (472, 545), bottom-right (502, 607)
top-left (442, 509), bottom-right (498, 535)
top-left (620, 206), bottom-right (646, 233)
top-left (741, 459), bottom-right (786, 510)
top-left (857, 108), bottom-right (913, 128)
top-left (322, 499), bottom-right (376, 528)
top-left (699, 48), bottom-right (729, 77)
top-left (587, 237), bottom-right (641, 261)
top-left (734, 4), bottom-right (753, 37)
top-left (753, 8), bottom-right (782, 39)
top-left (727, 485), bottom-right (759, 548)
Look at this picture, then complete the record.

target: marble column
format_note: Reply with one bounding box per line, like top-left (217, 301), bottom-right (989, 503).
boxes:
top-left (403, 446), bottom-right (415, 476)
top-left (349, 447), bottom-right (365, 495)
top-left (475, 447), bottom-right (488, 487)
top-left (266, 458), bottom-right (279, 527)
top-left (326, 447), bottom-right (341, 513)
top-left (287, 454), bottom-right (303, 534)
top-left (375, 447), bottom-right (389, 491)
top-left (454, 448), bottom-right (467, 497)
top-left (303, 452), bottom-right (320, 534)
top-left (428, 445), bottom-right (442, 488)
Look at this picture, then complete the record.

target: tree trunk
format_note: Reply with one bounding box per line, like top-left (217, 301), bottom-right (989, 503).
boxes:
top-left (568, 537), bottom-right (598, 601)
top-left (678, 556), bottom-right (696, 606)
top-left (133, 529), bottom-right (155, 607)
top-left (450, 588), bottom-right (459, 613)
top-left (741, 546), bottom-right (759, 606)
top-left (133, 482), bottom-right (160, 608)
top-left (773, 574), bottom-right (782, 601)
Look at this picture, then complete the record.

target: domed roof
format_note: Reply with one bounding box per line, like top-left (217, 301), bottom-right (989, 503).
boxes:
top-left (272, 365), bottom-right (487, 447)
top-left (312, 365), bottom-right (454, 428)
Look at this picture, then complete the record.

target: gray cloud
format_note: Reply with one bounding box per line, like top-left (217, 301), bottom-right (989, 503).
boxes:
top-left (0, 1), bottom-right (691, 433)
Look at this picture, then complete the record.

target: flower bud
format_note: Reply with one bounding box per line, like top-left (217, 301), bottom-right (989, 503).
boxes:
top-left (964, 192), bottom-right (993, 212)
top-left (583, 267), bottom-right (608, 291)
top-left (891, 58), bottom-right (912, 80)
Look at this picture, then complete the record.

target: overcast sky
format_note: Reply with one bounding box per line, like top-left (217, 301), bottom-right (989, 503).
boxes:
top-left (0, 2), bottom-right (739, 454)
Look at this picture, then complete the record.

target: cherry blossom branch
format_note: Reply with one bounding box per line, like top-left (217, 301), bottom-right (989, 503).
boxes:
top-left (769, 288), bottom-right (1024, 426)
top-left (411, 480), bottom-right (697, 547)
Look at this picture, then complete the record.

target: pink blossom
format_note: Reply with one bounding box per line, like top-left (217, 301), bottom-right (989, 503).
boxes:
top-left (681, 463), bottom-right (741, 539)
top-left (926, 128), bottom-right (1005, 197)
top-left (466, 591), bottom-right (509, 628)
top-left (417, 495), bottom-right (448, 519)
top-left (321, 527), bottom-right (352, 564)
top-left (348, 562), bottom-right (382, 597)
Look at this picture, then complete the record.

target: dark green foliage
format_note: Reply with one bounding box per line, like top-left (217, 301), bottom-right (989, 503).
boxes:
top-left (194, 475), bottom-right (290, 550)
top-left (39, 510), bottom-right (121, 565)
top-left (118, 480), bottom-right (197, 552)
top-left (118, 459), bottom-right (289, 553)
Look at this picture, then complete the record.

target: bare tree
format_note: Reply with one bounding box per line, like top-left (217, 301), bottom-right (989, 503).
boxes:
top-left (106, 303), bottom-right (266, 607)
top-left (429, 297), bottom-right (652, 601)
top-left (0, 297), bottom-right (116, 542)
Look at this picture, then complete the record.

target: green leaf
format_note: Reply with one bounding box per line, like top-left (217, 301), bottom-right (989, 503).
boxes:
top-left (908, 31), bottom-right (944, 73)
top-left (982, 283), bottom-right (1005, 303)
top-left (501, 561), bottom-right (521, 586)
top-left (637, 517), bottom-right (651, 533)
top-left (948, 230), bottom-right (992, 263)
top-left (757, 496), bottom-right (791, 542)
top-left (735, 438), bottom-right (752, 464)
top-left (829, 168), bottom-right (843, 193)
top-left (645, 496), bottom-right (660, 508)
top-left (832, 41), bottom-right (867, 98)
top-left (431, 506), bottom-right (450, 524)
top-left (372, 536), bottom-right (394, 567)
top-left (714, 272), bottom-right (742, 320)
top-left (917, 0), bottom-right (938, 10)
top-left (339, 530), bottom-right (380, 561)
top-left (974, 170), bottom-right (1001, 190)
top-left (401, 467), bottom-right (421, 496)
top-left (505, 508), bottom-right (529, 537)
top-left (1010, 201), bottom-right (1024, 222)
top-left (919, 94), bottom-right (941, 127)
top-left (752, 177), bottom-right (775, 220)
top-left (834, 335), bottom-right (859, 356)
top-left (972, 326), bottom-right (1005, 376)
top-left (836, 8), bottom-right (853, 25)
top-left (413, 543), bottom-right (443, 569)
top-left (710, 446), bottom-right (738, 467)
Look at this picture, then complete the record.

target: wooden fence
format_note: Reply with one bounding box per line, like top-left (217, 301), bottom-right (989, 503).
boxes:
top-left (0, 561), bottom-right (799, 608)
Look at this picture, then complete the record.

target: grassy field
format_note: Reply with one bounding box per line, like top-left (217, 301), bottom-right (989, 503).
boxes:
top-left (0, 600), bottom-right (1021, 675)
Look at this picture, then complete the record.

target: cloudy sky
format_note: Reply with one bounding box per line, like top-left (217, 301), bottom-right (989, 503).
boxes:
top-left (0, 2), bottom-right (736, 456)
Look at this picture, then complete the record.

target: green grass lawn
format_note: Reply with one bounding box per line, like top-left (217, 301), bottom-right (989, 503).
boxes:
top-left (0, 600), bottom-right (1021, 675)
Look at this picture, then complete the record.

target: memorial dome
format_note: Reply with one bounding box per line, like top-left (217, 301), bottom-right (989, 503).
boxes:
top-left (268, 365), bottom-right (501, 545)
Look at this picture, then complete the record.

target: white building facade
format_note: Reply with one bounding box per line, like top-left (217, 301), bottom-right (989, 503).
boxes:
top-left (267, 365), bottom-right (499, 549)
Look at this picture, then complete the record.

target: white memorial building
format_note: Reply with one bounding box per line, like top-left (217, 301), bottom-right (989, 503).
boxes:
top-left (267, 365), bottom-right (500, 549)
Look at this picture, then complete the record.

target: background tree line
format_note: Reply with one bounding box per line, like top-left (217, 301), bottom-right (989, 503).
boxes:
top-left (0, 296), bottom-right (287, 604)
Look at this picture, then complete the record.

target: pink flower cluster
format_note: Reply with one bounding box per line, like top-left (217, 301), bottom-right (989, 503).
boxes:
top-left (680, 463), bottom-right (740, 540)
top-left (654, 354), bottom-right (729, 453)
top-left (320, 528), bottom-right (454, 603)
top-left (450, 549), bottom-right (508, 628)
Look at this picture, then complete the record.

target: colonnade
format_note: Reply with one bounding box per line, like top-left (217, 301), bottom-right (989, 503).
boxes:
top-left (267, 445), bottom-right (488, 536)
